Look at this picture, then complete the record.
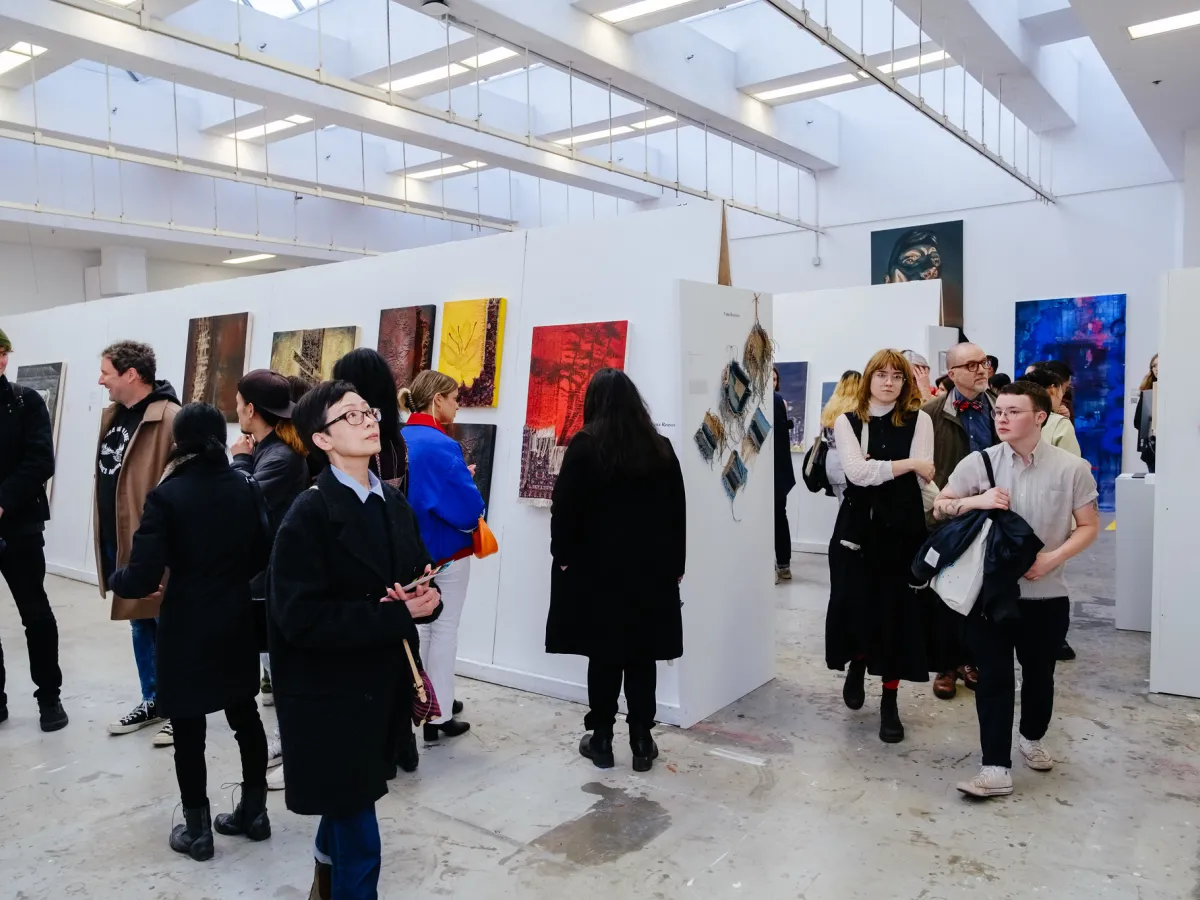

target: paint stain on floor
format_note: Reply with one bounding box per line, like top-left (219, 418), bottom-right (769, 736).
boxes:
top-left (530, 783), bottom-right (671, 866)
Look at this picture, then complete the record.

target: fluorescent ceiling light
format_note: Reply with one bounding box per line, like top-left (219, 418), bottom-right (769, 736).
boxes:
top-left (408, 160), bottom-right (487, 179)
top-left (599, 0), bottom-right (695, 25)
top-left (223, 253), bottom-right (276, 265)
top-left (0, 42), bottom-right (47, 77)
top-left (632, 115), bottom-right (676, 129)
top-left (1128, 9), bottom-right (1200, 39)
top-left (101, 0), bottom-right (139, 5)
top-left (226, 114), bottom-right (312, 140)
top-left (754, 73), bottom-right (858, 101)
top-left (461, 47), bottom-right (519, 69)
top-left (380, 63), bottom-right (467, 93)
top-left (554, 116), bottom-right (675, 146)
top-left (878, 50), bottom-right (948, 75)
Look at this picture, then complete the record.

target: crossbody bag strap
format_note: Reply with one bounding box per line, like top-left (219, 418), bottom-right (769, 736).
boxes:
top-left (980, 448), bottom-right (996, 490)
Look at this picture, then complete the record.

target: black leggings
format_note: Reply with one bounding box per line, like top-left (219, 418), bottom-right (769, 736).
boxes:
top-left (172, 698), bottom-right (268, 809)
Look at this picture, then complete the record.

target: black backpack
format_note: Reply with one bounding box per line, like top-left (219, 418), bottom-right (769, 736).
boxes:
top-left (801, 435), bottom-right (833, 496)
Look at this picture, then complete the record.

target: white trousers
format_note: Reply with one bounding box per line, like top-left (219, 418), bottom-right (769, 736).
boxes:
top-left (417, 557), bottom-right (471, 725)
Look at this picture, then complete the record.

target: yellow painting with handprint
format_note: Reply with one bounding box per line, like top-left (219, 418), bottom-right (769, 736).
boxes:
top-left (437, 298), bottom-right (506, 407)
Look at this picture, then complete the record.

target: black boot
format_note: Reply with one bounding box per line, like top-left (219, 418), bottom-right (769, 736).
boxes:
top-left (630, 727), bottom-right (659, 773)
top-left (397, 730), bottom-right (419, 773)
top-left (39, 701), bottom-right (69, 732)
top-left (170, 803), bottom-right (214, 861)
top-left (879, 688), bottom-right (904, 744)
top-left (579, 732), bottom-right (615, 769)
top-left (843, 659), bottom-right (866, 710)
top-left (424, 719), bottom-right (471, 741)
top-left (213, 784), bottom-right (271, 841)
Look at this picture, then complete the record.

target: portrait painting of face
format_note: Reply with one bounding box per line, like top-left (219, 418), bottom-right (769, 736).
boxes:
top-left (871, 220), bottom-right (964, 329)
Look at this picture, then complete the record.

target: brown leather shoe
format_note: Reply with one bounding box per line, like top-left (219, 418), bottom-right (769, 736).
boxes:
top-left (958, 664), bottom-right (980, 691)
top-left (309, 861), bottom-right (331, 900)
top-left (933, 670), bottom-right (957, 700)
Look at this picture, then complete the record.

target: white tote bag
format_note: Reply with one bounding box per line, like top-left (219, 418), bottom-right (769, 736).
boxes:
top-left (931, 518), bottom-right (991, 616)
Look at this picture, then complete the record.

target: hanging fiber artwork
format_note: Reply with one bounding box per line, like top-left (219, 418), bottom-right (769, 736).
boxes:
top-left (741, 406), bottom-right (772, 460)
top-left (716, 358), bottom-right (750, 447)
top-left (741, 294), bottom-right (775, 404)
top-left (694, 410), bottom-right (723, 464)
top-left (721, 452), bottom-right (748, 501)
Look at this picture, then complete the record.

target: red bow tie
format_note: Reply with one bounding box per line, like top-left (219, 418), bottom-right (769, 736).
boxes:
top-left (955, 398), bottom-right (983, 413)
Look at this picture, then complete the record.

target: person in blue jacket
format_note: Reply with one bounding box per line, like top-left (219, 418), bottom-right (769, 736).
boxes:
top-left (398, 370), bottom-right (485, 741)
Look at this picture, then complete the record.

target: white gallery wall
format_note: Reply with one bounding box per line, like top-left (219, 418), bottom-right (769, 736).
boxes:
top-left (3, 203), bottom-right (777, 727)
top-left (773, 281), bottom-right (941, 552)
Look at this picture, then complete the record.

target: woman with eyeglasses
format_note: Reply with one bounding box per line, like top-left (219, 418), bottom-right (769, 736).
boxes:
top-left (398, 370), bottom-right (485, 742)
top-left (825, 349), bottom-right (937, 744)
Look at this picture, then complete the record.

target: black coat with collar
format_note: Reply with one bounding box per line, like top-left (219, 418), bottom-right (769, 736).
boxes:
top-left (0, 376), bottom-right (54, 537)
top-left (266, 466), bottom-right (439, 818)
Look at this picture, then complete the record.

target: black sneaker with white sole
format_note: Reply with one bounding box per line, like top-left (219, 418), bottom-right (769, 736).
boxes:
top-left (108, 700), bottom-right (162, 735)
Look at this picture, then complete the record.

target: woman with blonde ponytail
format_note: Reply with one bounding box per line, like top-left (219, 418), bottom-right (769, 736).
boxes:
top-left (398, 370), bottom-right (485, 742)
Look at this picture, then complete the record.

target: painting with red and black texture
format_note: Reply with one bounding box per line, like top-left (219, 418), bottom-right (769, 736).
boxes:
top-left (518, 320), bottom-right (629, 505)
top-left (377, 305), bottom-right (436, 391)
top-left (183, 313), bottom-right (250, 422)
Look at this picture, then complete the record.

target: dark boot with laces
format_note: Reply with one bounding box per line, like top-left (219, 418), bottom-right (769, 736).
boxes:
top-left (630, 726), bottom-right (660, 773)
top-left (170, 802), bottom-right (214, 861)
top-left (579, 731), bottom-right (615, 769)
top-left (213, 784), bottom-right (271, 841)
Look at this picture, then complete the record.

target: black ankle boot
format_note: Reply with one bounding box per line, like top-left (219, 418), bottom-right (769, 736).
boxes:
top-left (630, 727), bottom-right (659, 773)
top-left (843, 660), bottom-right (866, 710)
top-left (423, 719), bottom-right (471, 741)
top-left (213, 784), bottom-right (271, 841)
top-left (879, 688), bottom-right (904, 743)
top-left (397, 730), bottom-right (419, 773)
top-left (579, 732), bottom-right (615, 769)
top-left (170, 802), bottom-right (214, 861)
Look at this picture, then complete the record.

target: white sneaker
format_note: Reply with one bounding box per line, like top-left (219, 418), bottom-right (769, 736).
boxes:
top-left (1019, 737), bottom-right (1054, 771)
top-left (267, 764), bottom-right (285, 791)
top-left (957, 766), bottom-right (1013, 798)
top-left (152, 721), bottom-right (174, 747)
top-left (266, 736), bottom-right (283, 769)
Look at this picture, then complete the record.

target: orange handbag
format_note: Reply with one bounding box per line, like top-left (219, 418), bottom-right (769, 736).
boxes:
top-left (472, 517), bottom-right (498, 559)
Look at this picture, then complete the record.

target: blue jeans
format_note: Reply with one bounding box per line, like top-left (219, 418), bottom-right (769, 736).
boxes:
top-left (315, 806), bottom-right (381, 900)
top-left (105, 539), bottom-right (157, 703)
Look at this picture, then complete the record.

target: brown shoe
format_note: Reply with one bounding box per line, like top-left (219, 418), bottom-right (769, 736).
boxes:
top-left (958, 664), bottom-right (980, 691)
top-left (933, 670), bottom-right (957, 700)
top-left (309, 861), bottom-right (331, 900)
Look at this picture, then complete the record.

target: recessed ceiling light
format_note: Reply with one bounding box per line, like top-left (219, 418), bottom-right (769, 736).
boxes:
top-left (877, 50), bottom-right (948, 75)
top-left (223, 253), bottom-right (276, 265)
top-left (226, 114), bottom-right (312, 140)
top-left (1128, 9), bottom-right (1200, 39)
top-left (754, 73), bottom-right (859, 102)
top-left (599, 0), bottom-right (696, 25)
top-left (461, 47), bottom-right (519, 69)
top-left (0, 42), bottom-right (46, 77)
top-left (408, 161), bottom-right (487, 179)
top-left (380, 63), bottom-right (468, 93)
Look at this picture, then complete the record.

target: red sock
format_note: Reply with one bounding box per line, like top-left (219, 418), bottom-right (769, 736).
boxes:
top-left (882, 680), bottom-right (899, 691)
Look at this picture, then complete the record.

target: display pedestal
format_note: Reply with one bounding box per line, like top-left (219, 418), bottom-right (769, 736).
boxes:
top-left (1115, 474), bottom-right (1154, 632)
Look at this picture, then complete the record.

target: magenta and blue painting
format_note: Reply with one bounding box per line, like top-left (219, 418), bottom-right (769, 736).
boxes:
top-left (1014, 294), bottom-right (1126, 510)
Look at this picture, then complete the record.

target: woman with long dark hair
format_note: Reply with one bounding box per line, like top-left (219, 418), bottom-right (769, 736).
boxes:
top-left (110, 403), bottom-right (271, 861)
top-left (332, 348), bottom-right (408, 492)
top-left (547, 368), bottom-right (686, 772)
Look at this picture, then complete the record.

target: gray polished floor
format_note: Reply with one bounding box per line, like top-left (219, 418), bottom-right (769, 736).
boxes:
top-left (1, 521), bottom-right (1197, 899)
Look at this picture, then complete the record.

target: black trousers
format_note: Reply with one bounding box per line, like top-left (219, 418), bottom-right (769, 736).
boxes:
top-left (965, 597), bottom-right (1069, 769)
top-left (774, 489), bottom-right (792, 568)
top-left (0, 534), bottom-right (62, 707)
top-left (172, 698), bottom-right (268, 809)
top-left (585, 658), bottom-right (657, 734)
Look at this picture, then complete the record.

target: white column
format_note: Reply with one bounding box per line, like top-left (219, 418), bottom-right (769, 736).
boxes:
top-left (1182, 129), bottom-right (1200, 268)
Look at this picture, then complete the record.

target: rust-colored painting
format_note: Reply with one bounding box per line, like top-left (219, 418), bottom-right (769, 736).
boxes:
top-left (182, 313), bottom-right (250, 422)
top-left (518, 320), bottom-right (628, 506)
top-left (378, 305), bottom-right (436, 391)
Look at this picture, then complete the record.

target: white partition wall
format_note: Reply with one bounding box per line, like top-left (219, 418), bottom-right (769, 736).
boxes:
top-left (1150, 268), bottom-right (1200, 698)
top-left (772, 282), bottom-right (942, 553)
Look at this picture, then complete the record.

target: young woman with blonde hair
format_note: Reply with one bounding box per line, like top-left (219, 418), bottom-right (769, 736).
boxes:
top-left (819, 370), bottom-right (861, 502)
top-left (825, 350), bottom-right (939, 744)
top-left (398, 370), bottom-right (485, 742)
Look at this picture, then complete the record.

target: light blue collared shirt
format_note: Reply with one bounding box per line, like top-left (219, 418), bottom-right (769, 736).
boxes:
top-left (329, 464), bottom-right (385, 504)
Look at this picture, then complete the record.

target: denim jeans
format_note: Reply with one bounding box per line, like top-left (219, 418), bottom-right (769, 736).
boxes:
top-left (315, 806), bottom-right (382, 900)
top-left (105, 538), bottom-right (157, 703)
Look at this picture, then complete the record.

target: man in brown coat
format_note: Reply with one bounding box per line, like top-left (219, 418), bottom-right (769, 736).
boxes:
top-left (94, 340), bottom-right (180, 743)
top-left (922, 342), bottom-right (998, 701)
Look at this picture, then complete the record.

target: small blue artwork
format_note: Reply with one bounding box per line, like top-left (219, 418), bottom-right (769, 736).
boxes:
top-left (775, 361), bottom-right (808, 451)
top-left (1014, 294), bottom-right (1126, 510)
top-left (821, 381), bottom-right (837, 409)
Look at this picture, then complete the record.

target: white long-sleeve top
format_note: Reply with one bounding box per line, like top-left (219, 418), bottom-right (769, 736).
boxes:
top-left (833, 402), bottom-right (934, 489)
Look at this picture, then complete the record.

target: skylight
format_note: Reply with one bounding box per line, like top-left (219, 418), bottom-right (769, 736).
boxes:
top-left (226, 0), bottom-right (331, 19)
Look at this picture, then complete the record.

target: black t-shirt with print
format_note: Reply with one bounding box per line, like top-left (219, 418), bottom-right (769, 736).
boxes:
top-left (96, 394), bottom-right (153, 556)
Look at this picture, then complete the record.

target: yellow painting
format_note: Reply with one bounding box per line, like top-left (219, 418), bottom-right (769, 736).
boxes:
top-left (270, 326), bottom-right (358, 383)
top-left (437, 298), bottom-right (506, 408)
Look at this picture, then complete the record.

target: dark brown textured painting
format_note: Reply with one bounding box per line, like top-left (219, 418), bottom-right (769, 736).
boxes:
top-left (378, 305), bottom-right (436, 391)
top-left (182, 313), bottom-right (250, 422)
top-left (448, 422), bottom-right (497, 518)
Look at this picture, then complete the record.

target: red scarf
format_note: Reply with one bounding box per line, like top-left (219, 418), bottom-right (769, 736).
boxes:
top-left (407, 412), bottom-right (447, 434)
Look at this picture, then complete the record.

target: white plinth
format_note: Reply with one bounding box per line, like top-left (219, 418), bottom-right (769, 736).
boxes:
top-left (1115, 474), bottom-right (1154, 632)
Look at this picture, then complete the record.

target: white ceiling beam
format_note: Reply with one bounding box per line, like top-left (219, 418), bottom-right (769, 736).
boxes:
top-left (391, 0), bottom-right (840, 170)
top-left (571, 0), bottom-right (733, 34)
top-left (0, 0), bottom-right (664, 201)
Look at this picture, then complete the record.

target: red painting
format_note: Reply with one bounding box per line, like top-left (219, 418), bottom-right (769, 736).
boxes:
top-left (518, 320), bottom-right (629, 505)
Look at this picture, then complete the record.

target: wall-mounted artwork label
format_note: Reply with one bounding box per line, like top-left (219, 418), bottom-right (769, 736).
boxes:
top-left (270, 327), bottom-right (358, 383)
top-left (448, 422), bottom-right (497, 518)
top-left (378, 305), bottom-right (435, 391)
top-left (182, 313), bottom-right (250, 423)
top-left (775, 361), bottom-right (809, 452)
top-left (438, 298), bottom-right (506, 408)
top-left (1014, 294), bottom-right (1126, 511)
top-left (871, 219), bottom-right (963, 329)
top-left (518, 320), bottom-right (628, 506)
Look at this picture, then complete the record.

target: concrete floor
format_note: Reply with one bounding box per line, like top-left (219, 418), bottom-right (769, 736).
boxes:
top-left (2, 523), bottom-right (1199, 899)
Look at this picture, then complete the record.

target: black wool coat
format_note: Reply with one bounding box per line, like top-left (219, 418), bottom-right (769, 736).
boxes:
top-left (546, 432), bottom-right (686, 663)
top-left (232, 431), bottom-right (310, 598)
top-left (109, 456), bottom-right (269, 719)
top-left (0, 376), bottom-right (54, 537)
top-left (267, 467), bottom-right (440, 818)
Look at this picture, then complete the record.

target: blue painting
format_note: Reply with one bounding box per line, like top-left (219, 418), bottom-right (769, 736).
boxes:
top-left (1014, 294), bottom-right (1126, 510)
top-left (776, 361), bottom-right (808, 452)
